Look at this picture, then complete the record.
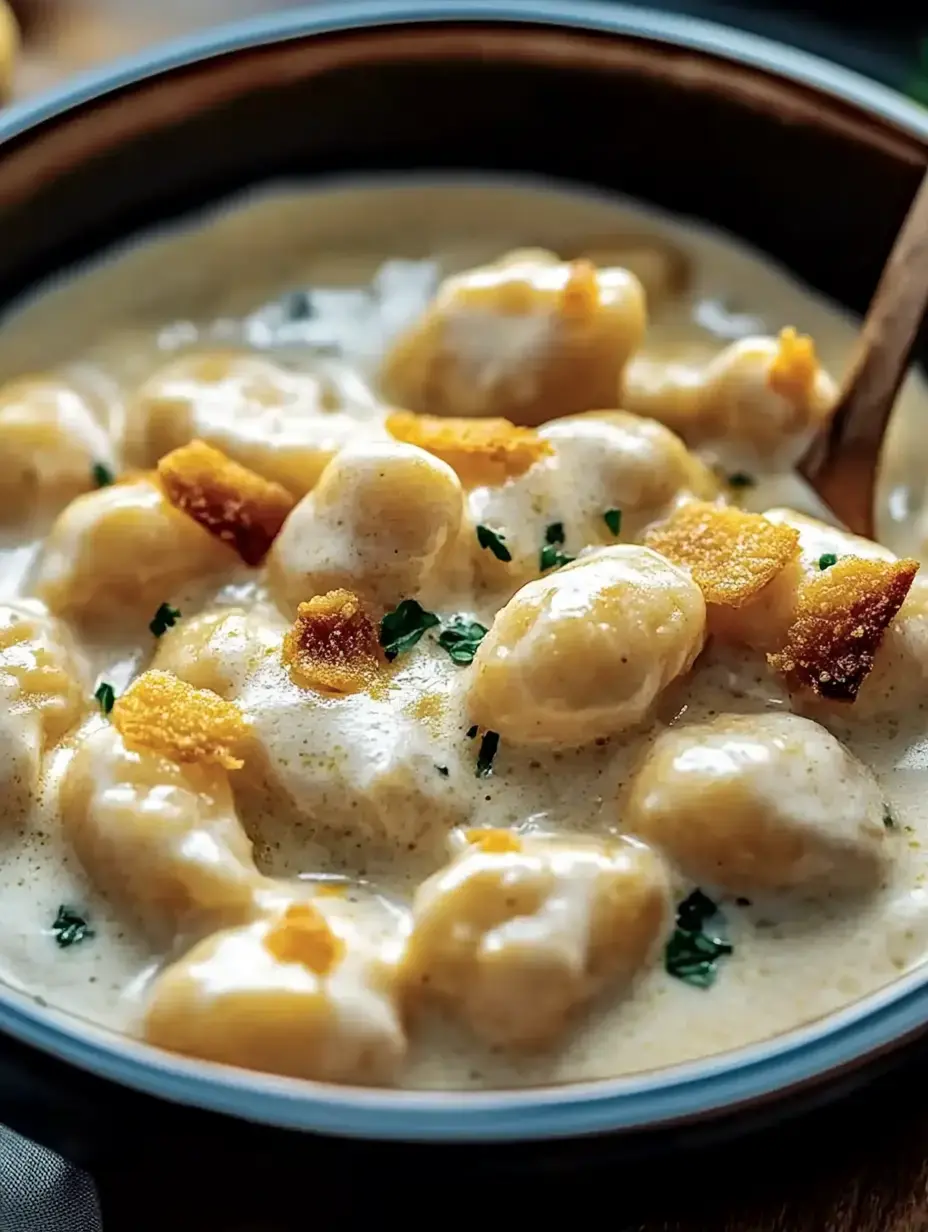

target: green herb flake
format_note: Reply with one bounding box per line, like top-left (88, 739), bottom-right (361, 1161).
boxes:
top-left (664, 889), bottom-right (732, 989)
top-left (438, 617), bottom-right (489, 666)
top-left (436, 765), bottom-right (450, 778)
top-left (466, 725), bottom-right (478, 740)
top-left (52, 905), bottom-right (95, 949)
top-left (727, 472), bottom-right (756, 489)
top-left (818, 552), bottom-right (838, 571)
top-left (149, 602), bottom-right (182, 637)
top-left (476, 730), bottom-right (500, 778)
top-left (604, 508), bottom-right (622, 536)
top-left (884, 805), bottom-right (896, 829)
top-left (539, 544), bottom-right (575, 572)
top-left (476, 524), bottom-right (512, 563)
top-left (545, 522), bottom-right (565, 546)
top-left (91, 462), bottom-right (115, 488)
top-left (94, 682), bottom-right (116, 716)
top-left (379, 599), bottom-right (440, 662)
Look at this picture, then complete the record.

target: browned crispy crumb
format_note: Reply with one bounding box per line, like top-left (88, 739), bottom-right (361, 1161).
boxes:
top-left (264, 903), bottom-right (344, 975)
top-left (157, 440), bottom-right (295, 566)
top-left (282, 589), bottom-right (384, 695)
top-left (559, 259), bottom-right (600, 319)
top-left (385, 410), bottom-right (551, 487)
top-left (645, 501), bottom-right (800, 607)
top-left (465, 828), bottom-right (523, 854)
top-left (768, 555), bottom-right (919, 702)
top-left (112, 669), bottom-right (249, 770)
top-left (767, 326), bottom-right (818, 403)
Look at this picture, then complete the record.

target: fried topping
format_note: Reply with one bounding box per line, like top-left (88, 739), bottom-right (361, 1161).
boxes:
top-left (112, 669), bottom-right (249, 770)
top-left (645, 501), bottom-right (800, 607)
top-left (559, 259), bottom-right (601, 319)
top-left (767, 327), bottom-right (819, 404)
top-left (465, 827), bottom-right (523, 854)
top-left (768, 555), bottom-right (919, 702)
top-left (385, 410), bottom-right (551, 487)
top-left (282, 589), bottom-right (384, 695)
top-left (264, 903), bottom-right (344, 975)
top-left (156, 440), bottom-right (295, 566)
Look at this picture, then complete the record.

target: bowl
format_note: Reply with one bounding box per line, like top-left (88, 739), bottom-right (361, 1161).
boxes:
top-left (0, 0), bottom-right (926, 1146)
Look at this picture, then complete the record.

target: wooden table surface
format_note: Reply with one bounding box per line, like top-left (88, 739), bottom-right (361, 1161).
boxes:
top-left (5, 5), bottom-right (928, 1229)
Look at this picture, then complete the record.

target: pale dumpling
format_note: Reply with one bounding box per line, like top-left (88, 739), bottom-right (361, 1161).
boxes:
top-left (0, 376), bottom-right (115, 517)
top-left (381, 250), bottom-right (646, 425)
top-left (152, 606), bottom-right (286, 699)
top-left (30, 477), bottom-right (237, 620)
top-left (61, 724), bottom-right (262, 941)
top-left (402, 832), bottom-right (669, 1048)
top-left (269, 441), bottom-right (465, 613)
top-left (136, 351), bottom-right (387, 496)
top-left (623, 712), bottom-right (889, 894)
top-left (467, 545), bottom-right (706, 746)
top-left (0, 601), bottom-right (88, 818)
top-left (143, 899), bottom-right (406, 1085)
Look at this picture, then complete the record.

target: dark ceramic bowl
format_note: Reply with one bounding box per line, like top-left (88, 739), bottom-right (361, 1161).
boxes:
top-left (0, 0), bottom-right (927, 1145)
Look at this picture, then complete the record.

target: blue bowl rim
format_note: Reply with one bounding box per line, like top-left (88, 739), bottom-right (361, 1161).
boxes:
top-left (0, 0), bottom-right (927, 1142)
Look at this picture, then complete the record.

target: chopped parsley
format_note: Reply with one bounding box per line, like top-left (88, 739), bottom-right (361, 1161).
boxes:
top-left (379, 599), bottom-right (439, 662)
top-left (466, 725), bottom-right (478, 739)
top-left (435, 765), bottom-right (450, 778)
top-left (883, 805), bottom-right (896, 829)
top-left (727, 472), bottom-right (756, 489)
top-left (94, 682), bottom-right (116, 716)
top-left (149, 603), bottom-right (182, 637)
top-left (664, 889), bottom-right (733, 989)
top-left (438, 617), bottom-right (488, 666)
top-left (91, 462), bottom-right (115, 488)
top-left (52, 906), bottom-right (94, 949)
top-left (545, 522), bottom-right (565, 546)
top-left (818, 552), bottom-right (838, 571)
top-left (539, 544), bottom-right (575, 572)
top-left (604, 508), bottom-right (622, 536)
top-left (476, 730), bottom-right (500, 778)
top-left (476, 524), bottom-right (512, 563)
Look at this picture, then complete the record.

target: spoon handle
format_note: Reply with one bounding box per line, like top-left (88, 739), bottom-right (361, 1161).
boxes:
top-left (799, 167), bottom-right (928, 538)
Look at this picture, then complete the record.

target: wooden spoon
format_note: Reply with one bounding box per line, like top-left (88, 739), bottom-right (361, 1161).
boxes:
top-left (799, 167), bottom-right (928, 539)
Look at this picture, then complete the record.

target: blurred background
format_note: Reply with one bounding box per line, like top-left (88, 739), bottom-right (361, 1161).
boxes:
top-left (0, 0), bottom-right (926, 105)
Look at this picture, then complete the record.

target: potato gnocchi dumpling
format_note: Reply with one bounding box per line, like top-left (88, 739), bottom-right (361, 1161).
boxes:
top-left (153, 606), bottom-right (286, 698)
top-left (624, 329), bottom-right (836, 462)
top-left (143, 900), bottom-right (406, 1084)
top-left (137, 351), bottom-right (386, 496)
top-left (402, 832), bottom-right (669, 1047)
top-left (624, 713), bottom-right (889, 895)
top-left (381, 250), bottom-right (646, 425)
top-left (0, 601), bottom-right (88, 818)
top-left (0, 376), bottom-right (115, 517)
top-left (61, 725), bottom-right (262, 941)
top-left (269, 441), bottom-right (465, 613)
top-left (468, 545), bottom-right (706, 746)
top-left (30, 477), bottom-right (236, 620)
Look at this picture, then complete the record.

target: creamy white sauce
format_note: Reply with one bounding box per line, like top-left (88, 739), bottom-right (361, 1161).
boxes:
top-left (0, 176), bottom-right (927, 1089)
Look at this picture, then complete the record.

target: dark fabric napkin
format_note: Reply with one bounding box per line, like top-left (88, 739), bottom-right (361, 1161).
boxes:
top-left (0, 1125), bottom-right (101, 1231)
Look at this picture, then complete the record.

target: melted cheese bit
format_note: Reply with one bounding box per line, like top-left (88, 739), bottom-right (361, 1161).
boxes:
top-left (464, 827), bottom-right (523, 854)
top-left (157, 439), bottom-right (295, 566)
top-left (385, 410), bottom-right (551, 487)
top-left (263, 902), bottom-right (345, 974)
top-left (282, 589), bottom-right (384, 695)
top-left (767, 327), bottom-right (820, 404)
top-left (111, 669), bottom-right (250, 770)
top-left (645, 500), bottom-right (800, 608)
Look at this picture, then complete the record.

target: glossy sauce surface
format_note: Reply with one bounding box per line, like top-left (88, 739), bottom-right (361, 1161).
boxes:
top-left (0, 177), bottom-right (927, 1090)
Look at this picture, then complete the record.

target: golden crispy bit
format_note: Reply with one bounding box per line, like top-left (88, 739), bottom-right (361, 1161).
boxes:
top-left (282, 589), bottom-right (384, 695)
top-left (264, 903), bottom-right (344, 975)
top-left (645, 501), bottom-right (800, 608)
top-left (112, 669), bottom-right (249, 770)
top-left (767, 327), bottom-right (818, 403)
top-left (768, 556), bottom-right (919, 702)
top-left (559, 259), bottom-right (601, 319)
top-left (464, 827), bottom-right (523, 854)
top-left (385, 410), bottom-right (552, 487)
top-left (157, 440), bottom-right (295, 566)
